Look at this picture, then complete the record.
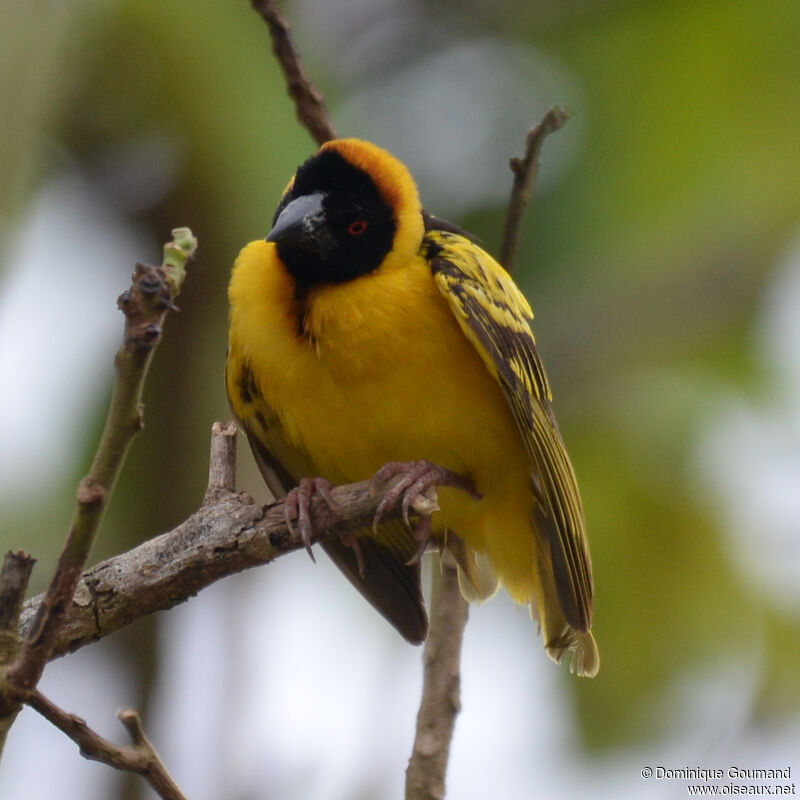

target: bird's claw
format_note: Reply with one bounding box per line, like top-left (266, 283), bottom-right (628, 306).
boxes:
top-left (405, 514), bottom-right (433, 566)
top-left (341, 531), bottom-right (366, 578)
top-left (370, 460), bottom-right (481, 558)
top-left (284, 477), bottom-right (338, 561)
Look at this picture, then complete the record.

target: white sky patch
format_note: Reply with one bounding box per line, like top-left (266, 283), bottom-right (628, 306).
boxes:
top-left (692, 230), bottom-right (800, 613)
top-left (0, 173), bottom-right (152, 498)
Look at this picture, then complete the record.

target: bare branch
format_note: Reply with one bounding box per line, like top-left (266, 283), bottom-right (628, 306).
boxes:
top-left (499, 107), bottom-right (572, 272)
top-left (27, 691), bottom-right (187, 800)
top-left (17, 433), bottom-right (415, 662)
top-left (405, 559), bottom-right (469, 800)
top-left (251, 0), bottom-right (337, 146)
top-left (0, 229), bottom-right (196, 731)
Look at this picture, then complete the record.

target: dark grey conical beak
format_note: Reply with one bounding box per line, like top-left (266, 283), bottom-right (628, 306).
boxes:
top-left (266, 192), bottom-right (335, 256)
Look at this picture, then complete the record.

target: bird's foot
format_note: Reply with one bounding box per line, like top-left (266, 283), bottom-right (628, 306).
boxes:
top-left (284, 477), bottom-right (338, 561)
top-left (370, 460), bottom-right (481, 563)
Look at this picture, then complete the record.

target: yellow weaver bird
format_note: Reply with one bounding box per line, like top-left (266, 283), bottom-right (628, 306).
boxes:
top-left (227, 138), bottom-right (598, 676)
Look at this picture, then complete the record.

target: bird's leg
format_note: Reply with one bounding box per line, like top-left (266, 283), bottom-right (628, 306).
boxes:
top-left (370, 460), bottom-right (482, 560)
top-left (284, 477), bottom-right (338, 561)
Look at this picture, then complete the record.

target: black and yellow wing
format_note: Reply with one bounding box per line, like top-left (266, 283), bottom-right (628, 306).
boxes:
top-left (424, 229), bottom-right (594, 636)
top-left (225, 357), bottom-right (429, 645)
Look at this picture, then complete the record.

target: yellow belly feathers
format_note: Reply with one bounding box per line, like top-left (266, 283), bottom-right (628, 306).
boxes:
top-left (228, 239), bottom-right (538, 603)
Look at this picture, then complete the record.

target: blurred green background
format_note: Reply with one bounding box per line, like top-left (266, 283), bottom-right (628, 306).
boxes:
top-left (1, 0), bottom-right (799, 797)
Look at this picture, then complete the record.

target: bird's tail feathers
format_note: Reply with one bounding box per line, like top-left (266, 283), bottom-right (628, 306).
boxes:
top-left (543, 626), bottom-right (599, 678)
top-left (528, 530), bottom-right (599, 677)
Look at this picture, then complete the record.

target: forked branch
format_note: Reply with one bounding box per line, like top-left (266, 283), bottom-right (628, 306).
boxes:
top-left (28, 691), bottom-right (187, 800)
top-left (16, 423), bottom-right (417, 662)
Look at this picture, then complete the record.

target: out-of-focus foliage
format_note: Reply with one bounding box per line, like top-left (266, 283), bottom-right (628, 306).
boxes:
top-left (1, 0), bottom-right (798, 796)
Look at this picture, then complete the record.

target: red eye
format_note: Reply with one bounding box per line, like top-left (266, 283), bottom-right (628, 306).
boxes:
top-left (348, 220), bottom-right (368, 236)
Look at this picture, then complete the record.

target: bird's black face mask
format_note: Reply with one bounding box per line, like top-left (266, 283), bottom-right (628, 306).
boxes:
top-left (267, 150), bottom-right (397, 290)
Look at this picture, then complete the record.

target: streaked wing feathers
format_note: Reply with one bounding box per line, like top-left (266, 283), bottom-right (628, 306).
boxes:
top-left (426, 231), bottom-right (594, 632)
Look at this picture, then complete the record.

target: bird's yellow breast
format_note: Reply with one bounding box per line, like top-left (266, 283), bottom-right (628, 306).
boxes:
top-left (228, 240), bottom-right (534, 563)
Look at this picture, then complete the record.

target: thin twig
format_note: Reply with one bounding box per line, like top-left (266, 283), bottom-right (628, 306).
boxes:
top-left (0, 229), bottom-right (196, 730)
top-left (0, 551), bottom-right (36, 758)
top-left (28, 691), bottom-right (187, 800)
top-left (16, 423), bottom-right (443, 662)
top-left (251, 0), bottom-right (337, 146)
top-left (405, 558), bottom-right (469, 800)
top-left (499, 106), bottom-right (572, 272)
